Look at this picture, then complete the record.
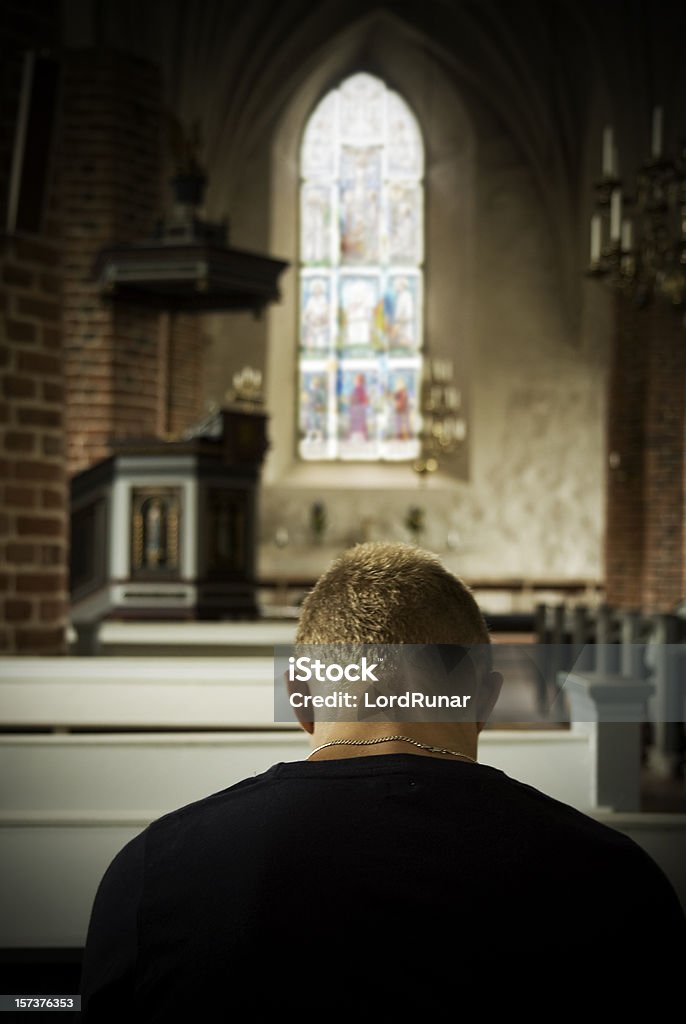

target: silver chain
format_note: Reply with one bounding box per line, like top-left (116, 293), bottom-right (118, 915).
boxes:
top-left (307, 735), bottom-right (477, 762)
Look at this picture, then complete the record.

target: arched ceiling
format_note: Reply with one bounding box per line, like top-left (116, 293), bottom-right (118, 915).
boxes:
top-left (82, 0), bottom-right (686, 172)
top-left (65, 0), bottom-right (686, 327)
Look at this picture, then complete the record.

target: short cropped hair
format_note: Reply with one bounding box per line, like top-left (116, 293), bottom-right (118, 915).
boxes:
top-left (296, 542), bottom-right (490, 646)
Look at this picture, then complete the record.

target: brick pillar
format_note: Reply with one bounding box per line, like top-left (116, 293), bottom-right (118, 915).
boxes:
top-left (642, 304), bottom-right (686, 611)
top-left (0, 3), bottom-right (66, 654)
top-left (605, 295), bottom-right (686, 612)
top-left (57, 49), bottom-right (163, 474)
top-left (604, 294), bottom-right (647, 608)
top-left (0, 239), bottom-right (66, 653)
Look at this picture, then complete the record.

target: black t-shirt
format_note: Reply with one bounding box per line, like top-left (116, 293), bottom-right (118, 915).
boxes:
top-left (80, 754), bottom-right (686, 1017)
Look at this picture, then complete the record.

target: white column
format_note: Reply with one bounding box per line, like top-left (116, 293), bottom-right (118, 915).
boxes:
top-left (562, 670), bottom-right (654, 811)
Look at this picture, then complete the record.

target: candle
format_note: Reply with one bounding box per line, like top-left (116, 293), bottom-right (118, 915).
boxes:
top-left (651, 106), bottom-right (663, 159)
top-left (610, 188), bottom-right (622, 241)
top-left (445, 387), bottom-right (458, 410)
top-left (621, 219), bottom-right (633, 251)
top-left (590, 213), bottom-right (601, 263)
top-left (602, 126), bottom-right (614, 177)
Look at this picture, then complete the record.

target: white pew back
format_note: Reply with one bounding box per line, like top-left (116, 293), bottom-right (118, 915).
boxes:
top-left (1, 656), bottom-right (684, 946)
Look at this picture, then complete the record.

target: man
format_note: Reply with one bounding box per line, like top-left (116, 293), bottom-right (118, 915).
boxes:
top-left (80, 543), bottom-right (686, 1017)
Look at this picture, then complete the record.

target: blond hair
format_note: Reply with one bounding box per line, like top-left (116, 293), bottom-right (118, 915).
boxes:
top-left (296, 542), bottom-right (489, 646)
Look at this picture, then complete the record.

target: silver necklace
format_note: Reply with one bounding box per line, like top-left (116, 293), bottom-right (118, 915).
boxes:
top-left (307, 735), bottom-right (477, 762)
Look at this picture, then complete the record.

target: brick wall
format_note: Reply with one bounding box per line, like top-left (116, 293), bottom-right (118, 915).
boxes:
top-left (168, 313), bottom-right (205, 437)
top-left (2, 37), bottom-right (205, 650)
top-left (56, 50), bottom-right (163, 474)
top-left (605, 294), bottom-right (646, 609)
top-left (1, 239), bottom-right (66, 654)
top-left (1, 2), bottom-right (66, 654)
top-left (642, 304), bottom-right (686, 611)
top-left (605, 295), bottom-right (686, 612)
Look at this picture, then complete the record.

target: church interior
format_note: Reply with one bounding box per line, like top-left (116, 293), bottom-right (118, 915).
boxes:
top-left (2, 0), bottom-right (686, 996)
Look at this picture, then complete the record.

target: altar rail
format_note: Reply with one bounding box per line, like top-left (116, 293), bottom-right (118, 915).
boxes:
top-left (258, 576), bottom-right (603, 620)
top-left (67, 620), bottom-right (298, 657)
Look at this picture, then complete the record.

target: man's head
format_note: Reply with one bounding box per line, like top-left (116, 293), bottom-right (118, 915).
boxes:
top-left (296, 541), bottom-right (490, 646)
top-left (292, 543), bottom-right (501, 745)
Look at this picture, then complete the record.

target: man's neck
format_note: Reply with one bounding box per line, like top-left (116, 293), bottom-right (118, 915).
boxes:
top-left (307, 723), bottom-right (479, 763)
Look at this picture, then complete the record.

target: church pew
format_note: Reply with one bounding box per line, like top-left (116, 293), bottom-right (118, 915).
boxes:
top-left (536, 603), bottom-right (686, 776)
top-left (0, 727), bottom-right (640, 949)
top-left (1, 655), bottom-right (684, 949)
top-left (0, 727), bottom-right (683, 948)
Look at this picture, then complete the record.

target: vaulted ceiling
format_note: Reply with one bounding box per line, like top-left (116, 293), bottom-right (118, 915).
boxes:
top-left (81, 1), bottom-right (686, 168)
top-left (63, 0), bottom-right (686, 322)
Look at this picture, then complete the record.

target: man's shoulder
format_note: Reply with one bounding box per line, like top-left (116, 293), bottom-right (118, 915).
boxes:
top-left (104, 765), bottom-right (282, 865)
top-left (493, 767), bottom-right (674, 877)
top-left (485, 769), bottom-right (686, 945)
top-left (496, 769), bottom-right (639, 844)
top-left (145, 763), bottom-right (283, 835)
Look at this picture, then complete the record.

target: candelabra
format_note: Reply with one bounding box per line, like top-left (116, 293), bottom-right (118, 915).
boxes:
top-left (588, 107), bottom-right (686, 309)
top-left (413, 358), bottom-right (466, 477)
top-left (226, 366), bottom-right (264, 406)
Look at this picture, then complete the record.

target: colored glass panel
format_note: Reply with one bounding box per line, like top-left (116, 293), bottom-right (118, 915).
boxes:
top-left (299, 73), bottom-right (424, 461)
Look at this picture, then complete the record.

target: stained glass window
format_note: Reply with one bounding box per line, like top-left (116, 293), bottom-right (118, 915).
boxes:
top-left (298, 73), bottom-right (424, 461)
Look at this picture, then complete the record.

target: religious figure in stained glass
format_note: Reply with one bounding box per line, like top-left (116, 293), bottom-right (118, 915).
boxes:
top-left (348, 372), bottom-right (369, 439)
top-left (392, 378), bottom-right (412, 440)
top-left (339, 366), bottom-right (379, 455)
top-left (300, 372), bottom-right (328, 443)
top-left (386, 274), bottom-right (420, 354)
top-left (388, 183), bottom-right (421, 265)
top-left (387, 368), bottom-right (417, 444)
top-left (339, 276), bottom-right (381, 355)
top-left (299, 72), bottom-right (424, 461)
top-left (301, 185), bottom-right (332, 265)
top-left (340, 147), bottom-right (381, 264)
top-left (301, 276), bottom-right (331, 351)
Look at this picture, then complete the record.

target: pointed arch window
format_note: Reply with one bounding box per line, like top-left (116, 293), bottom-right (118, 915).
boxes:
top-left (298, 72), bottom-right (424, 461)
